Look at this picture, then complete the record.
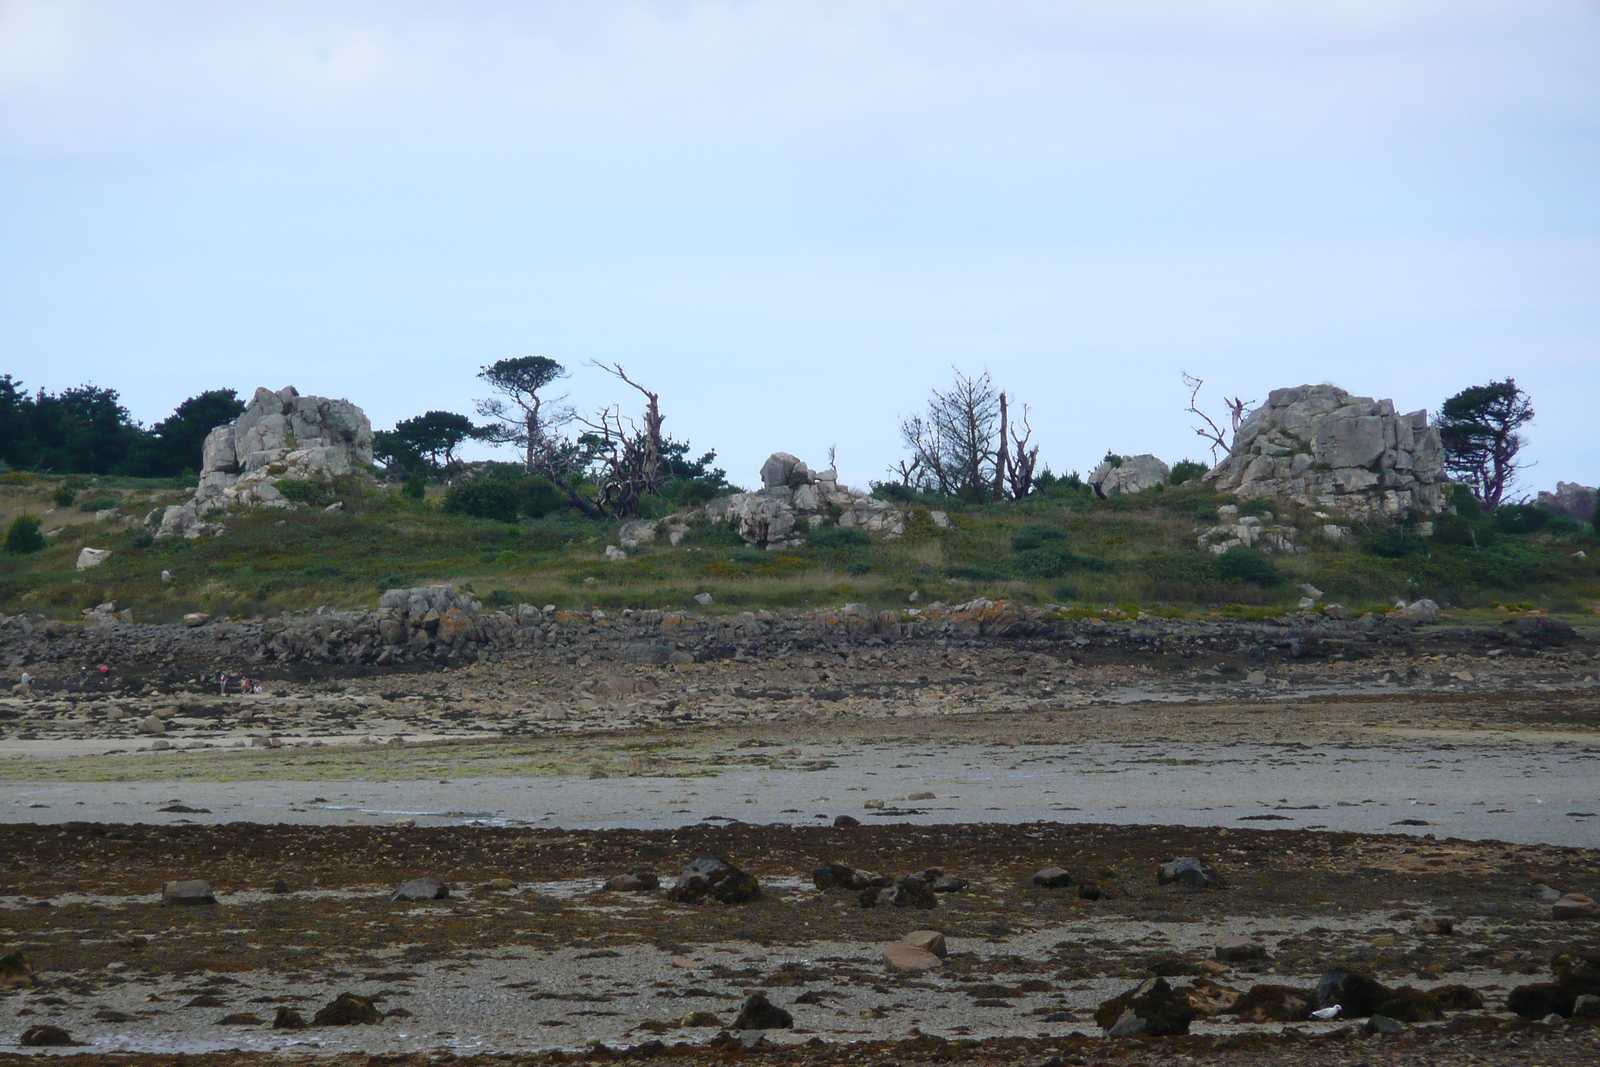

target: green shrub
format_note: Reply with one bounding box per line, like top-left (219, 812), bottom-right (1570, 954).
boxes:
top-left (444, 477), bottom-right (519, 523)
top-left (844, 561), bottom-right (872, 575)
top-left (945, 564), bottom-right (1007, 582)
top-left (4, 516), bottom-right (45, 554)
top-left (77, 496), bottom-right (117, 512)
top-left (1010, 524), bottom-right (1070, 551)
top-left (809, 526), bottom-right (872, 549)
top-left (1493, 504), bottom-right (1549, 535)
top-left (1451, 483), bottom-right (1481, 519)
top-left (126, 529), bottom-right (154, 550)
top-left (52, 487), bottom-right (77, 507)
top-left (1169, 459), bottom-right (1208, 485)
top-left (273, 479), bottom-right (327, 506)
top-left (1014, 544), bottom-right (1110, 578)
top-left (400, 472), bottom-right (426, 501)
top-left (515, 476), bottom-right (566, 518)
top-left (1215, 546), bottom-right (1282, 586)
top-left (1362, 526), bottom-right (1426, 558)
top-left (1431, 515), bottom-right (1492, 549)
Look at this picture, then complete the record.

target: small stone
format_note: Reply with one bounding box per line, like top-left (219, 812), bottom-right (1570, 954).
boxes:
top-left (929, 872), bottom-right (969, 892)
top-left (19, 1025), bottom-right (77, 1046)
top-left (1553, 893), bottom-right (1600, 920)
top-left (1364, 1014), bottom-right (1405, 1035)
top-left (0, 951), bottom-right (36, 990)
top-left (389, 877), bottom-right (449, 902)
top-left (137, 715), bottom-right (166, 735)
top-left (667, 855), bottom-right (760, 904)
top-left (161, 879), bottom-right (216, 906)
top-left (313, 992), bottom-right (383, 1026)
top-left (731, 992), bottom-right (792, 1030)
top-left (1527, 883), bottom-right (1563, 903)
top-left (1428, 984), bottom-right (1485, 1011)
top-left (1032, 866), bottom-right (1073, 889)
top-left (272, 1007), bottom-right (308, 1030)
top-left (681, 1011), bottom-right (725, 1027)
top-left (1573, 994), bottom-right (1600, 1021)
top-left (603, 871), bottom-right (659, 892)
top-left (883, 943), bottom-right (942, 971)
top-left (392, 817), bottom-right (415, 827)
top-left (859, 875), bottom-right (937, 909)
top-left (216, 1012), bottom-right (265, 1025)
top-left (907, 791), bottom-right (935, 801)
top-left (1411, 916), bottom-right (1454, 935)
top-left (1214, 934), bottom-right (1267, 962)
top-left (182, 612), bottom-right (209, 627)
top-left (485, 877), bottom-right (516, 891)
top-left (1157, 856), bottom-right (1211, 888)
top-left (899, 930), bottom-right (947, 957)
top-left (694, 592), bottom-right (713, 606)
top-left (832, 814), bottom-right (860, 827)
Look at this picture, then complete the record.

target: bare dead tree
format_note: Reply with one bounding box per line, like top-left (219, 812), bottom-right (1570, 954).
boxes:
top-left (1183, 372), bottom-right (1253, 462)
top-left (567, 362), bottom-right (671, 518)
top-left (1003, 402), bottom-right (1040, 499)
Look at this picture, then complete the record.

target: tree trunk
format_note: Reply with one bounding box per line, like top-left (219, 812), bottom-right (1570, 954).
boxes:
top-left (993, 392), bottom-right (1009, 503)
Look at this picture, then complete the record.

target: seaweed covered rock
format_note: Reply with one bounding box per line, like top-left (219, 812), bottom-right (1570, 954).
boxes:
top-left (1316, 967), bottom-right (1393, 1017)
top-left (1429, 984), bottom-right (1486, 1012)
top-left (1231, 984), bottom-right (1315, 1023)
top-left (1508, 983), bottom-right (1576, 1020)
top-left (732, 993), bottom-right (792, 1030)
top-left (1095, 977), bottom-right (1197, 1036)
top-left (668, 855), bottom-right (761, 905)
top-left (812, 862), bottom-right (887, 892)
top-left (859, 874), bottom-right (937, 909)
top-left (1376, 987), bottom-right (1445, 1023)
top-left (313, 992), bottom-right (383, 1026)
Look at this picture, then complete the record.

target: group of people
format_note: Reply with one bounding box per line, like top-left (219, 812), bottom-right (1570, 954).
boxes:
top-left (219, 672), bottom-right (265, 695)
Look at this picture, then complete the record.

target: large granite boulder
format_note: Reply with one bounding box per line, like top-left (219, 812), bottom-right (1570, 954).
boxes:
top-left (1204, 385), bottom-right (1448, 518)
top-left (156, 387), bottom-right (373, 538)
top-left (1088, 454), bottom-right (1170, 497)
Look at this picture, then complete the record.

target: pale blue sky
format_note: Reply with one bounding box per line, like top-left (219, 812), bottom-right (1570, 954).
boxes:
top-left (2, 1), bottom-right (1596, 492)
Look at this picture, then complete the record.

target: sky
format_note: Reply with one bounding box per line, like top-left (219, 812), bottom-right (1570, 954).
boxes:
top-left (2, 1), bottom-right (1597, 493)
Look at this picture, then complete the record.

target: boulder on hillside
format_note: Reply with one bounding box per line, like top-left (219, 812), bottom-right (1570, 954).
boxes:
top-left (1205, 384), bottom-right (1448, 518)
top-left (1088, 454), bottom-right (1170, 498)
top-left (1534, 482), bottom-right (1597, 521)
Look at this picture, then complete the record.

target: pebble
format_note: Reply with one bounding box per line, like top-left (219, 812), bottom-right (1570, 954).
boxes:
top-left (731, 992), bottom-right (791, 1030)
top-left (883, 942), bottom-right (943, 971)
top-left (1157, 856), bottom-right (1211, 888)
top-left (1032, 866), bottom-right (1073, 889)
top-left (389, 877), bottom-right (449, 902)
top-left (160, 879), bottom-right (216, 906)
top-left (1553, 893), bottom-right (1600, 920)
top-left (1412, 916), bottom-right (1454, 935)
top-left (1214, 933), bottom-right (1267, 962)
top-left (899, 929), bottom-right (948, 958)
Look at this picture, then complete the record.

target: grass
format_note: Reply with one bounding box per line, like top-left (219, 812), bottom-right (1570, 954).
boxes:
top-left (1, 474), bottom-right (1596, 622)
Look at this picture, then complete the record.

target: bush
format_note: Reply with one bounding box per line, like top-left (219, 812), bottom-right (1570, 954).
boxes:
top-left (1493, 504), bottom-right (1550, 535)
top-left (946, 565), bottom-right (1007, 582)
top-left (1014, 544), bottom-right (1110, 578)
top-left (273, 479), bottom-right (327, 507)
top-left (514, 476), bottom-right (566, 519)
top-left (1450, 483), bottom-right (1481, 519)
top-left (444, 477), bottom-right (519, 523)
top-left (1169, 459), bottom-right (1208, 485)
top-left (809, 526), bottom-right (872, 549)
top-left (77, 496), bottom-right (116, 512)
top-left (52, 487), bottom-right (76, 507)
top-left (4, 515), bottom-right (45, 554)
top-left (400, 472), bottom-right (426, 501)
top-left (1362, 526), bottom-right (1426, 558)
top-left (126, 529), bottom-right (154, 550)
top-left (1215, 546), bottom-right (1282, 587)
top-left (1431, 515), bottom-right (1492, 548)
top-left (1011, 524), bottom-right (1070, 551)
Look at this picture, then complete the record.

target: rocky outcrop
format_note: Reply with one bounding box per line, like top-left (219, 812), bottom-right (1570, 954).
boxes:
top-left (1205, 385), bottom-right (1448, 518)
top-left (627, 453), bottom-right (905, 550)
top-left (1535, 482), bottom-right (1596, 522)
top-left (155, 386), bottom-right (373, 539)
top-left (1197, 505), bottom-right (1300, 556)
top-left (1088, 454), bottom-right (1170, 497)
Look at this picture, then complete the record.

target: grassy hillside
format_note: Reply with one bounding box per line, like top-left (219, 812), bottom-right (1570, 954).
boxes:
top-left (0, 470), bottom-right (1596, 623)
